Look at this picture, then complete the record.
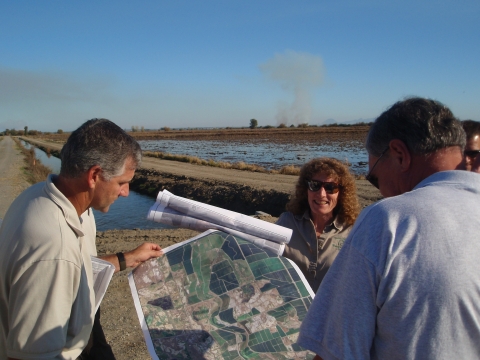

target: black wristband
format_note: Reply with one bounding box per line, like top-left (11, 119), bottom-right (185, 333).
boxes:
top-left (116, 252), bottom-right (126, 271)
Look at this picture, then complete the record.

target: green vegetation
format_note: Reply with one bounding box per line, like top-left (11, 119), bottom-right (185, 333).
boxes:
top-left (249, 119), bottom-right (258, 129)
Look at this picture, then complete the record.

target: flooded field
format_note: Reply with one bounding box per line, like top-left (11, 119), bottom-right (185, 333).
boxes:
top-left (139, 138), bottom-right (369, 174)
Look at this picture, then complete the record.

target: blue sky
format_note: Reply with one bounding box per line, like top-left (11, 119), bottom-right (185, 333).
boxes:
top-left (1, 0), bottom-right (479, 132)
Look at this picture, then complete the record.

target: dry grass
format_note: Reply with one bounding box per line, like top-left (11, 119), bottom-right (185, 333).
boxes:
top-left (33, 125), bottom-right (370, 142)
top-left (143, 151), bottom-right (276, 173)
top-left (128, 126), bottom-right (370, 141)
top-left (277, 164), bottom-right (301, 175)
top-left (13, 138), bottom-right (52, 184)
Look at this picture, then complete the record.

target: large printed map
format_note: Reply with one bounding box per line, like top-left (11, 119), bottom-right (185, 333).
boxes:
top-left (130, 230), bottom-right (315, 360)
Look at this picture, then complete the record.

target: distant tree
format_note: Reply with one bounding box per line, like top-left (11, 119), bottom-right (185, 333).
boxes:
top-left (24, 126), bottom-right (28, 136)
top-left (298, 123), bottom-right (309, 128)
top-left (278, 123), bottom-right (287, 128)
top-left (28, 130), bottom-right (39, 135)
top-left (289, 124), bottom-right (295, 128)
top-left (249, 119), bottom-right (258, 129)
top-left (162, 126), bottom-right (171, 131)
top-left (57, 129), bottom-right (63, 134)
top-left (141, 126), bottom-right (145, 132)
top-left (263, 125), bottom-right (274, 129)
top-left (131, 125), bottom-right (139, 132)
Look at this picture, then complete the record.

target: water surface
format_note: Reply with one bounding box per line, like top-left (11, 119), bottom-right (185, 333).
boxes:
top-left (139, 139), bottom-right (369, 174)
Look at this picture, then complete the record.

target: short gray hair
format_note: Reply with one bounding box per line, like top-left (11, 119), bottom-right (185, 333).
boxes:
top-left (60, 118), bottom-right (141, 180)
top-left (462, 120), bottom-right (480, 141)
top-left (366, 97), bottom-right (466, 156)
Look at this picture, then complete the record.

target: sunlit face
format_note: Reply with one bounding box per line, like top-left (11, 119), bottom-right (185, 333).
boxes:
top-left (465, 135), bottom-right (480, 171)
top-left (91, 157), bottom-right (135, 213)
top-left (307, 172), bottom-right (339, 220)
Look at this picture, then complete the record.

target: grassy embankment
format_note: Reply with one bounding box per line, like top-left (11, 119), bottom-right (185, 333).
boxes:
top-left (13, 138), bottom-right (52, 184)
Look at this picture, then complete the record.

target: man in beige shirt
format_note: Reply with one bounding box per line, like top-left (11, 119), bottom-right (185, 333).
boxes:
top-left (0, 119), bottom-right (163, 360)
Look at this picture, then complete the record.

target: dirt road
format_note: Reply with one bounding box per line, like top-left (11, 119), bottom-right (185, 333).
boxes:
top-left (0, 137), bottom-right (30, 218)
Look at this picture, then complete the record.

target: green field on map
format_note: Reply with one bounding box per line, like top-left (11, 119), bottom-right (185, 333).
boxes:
top-left (131, 230), bottom-right (315, 359)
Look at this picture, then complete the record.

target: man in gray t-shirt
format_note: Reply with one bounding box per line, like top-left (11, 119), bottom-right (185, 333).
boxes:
top-left (297, 97), bottom-right (480, 359)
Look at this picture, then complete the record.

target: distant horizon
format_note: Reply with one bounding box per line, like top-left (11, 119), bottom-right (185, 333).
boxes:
top-left (2, 118), bottom-right (374, 134)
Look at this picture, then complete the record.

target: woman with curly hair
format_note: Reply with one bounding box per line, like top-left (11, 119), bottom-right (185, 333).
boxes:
top-left (276, 158), bottom-right (360, 292)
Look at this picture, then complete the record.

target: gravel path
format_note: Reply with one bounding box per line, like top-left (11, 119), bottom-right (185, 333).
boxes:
top-left (0, 137), bottom-right (30, 219)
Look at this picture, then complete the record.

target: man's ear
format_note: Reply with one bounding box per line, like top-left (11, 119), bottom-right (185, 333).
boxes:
top-left (388, 139), bottom-right (411, 172)
top-left (87, 165), bottom-right (102, 189)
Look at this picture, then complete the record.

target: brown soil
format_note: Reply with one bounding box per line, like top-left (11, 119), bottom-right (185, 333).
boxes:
top-left (4, 134), bottom-right (382, 358)
top-left (34, 125), bottom-right (371, 142)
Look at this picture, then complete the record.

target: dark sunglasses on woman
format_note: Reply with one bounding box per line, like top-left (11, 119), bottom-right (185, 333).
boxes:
top-left (306, 180), bottom-right (340, 194)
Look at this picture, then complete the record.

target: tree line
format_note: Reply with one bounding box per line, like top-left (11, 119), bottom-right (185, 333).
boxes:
top-left (1, 128), bottom-right (64, 136)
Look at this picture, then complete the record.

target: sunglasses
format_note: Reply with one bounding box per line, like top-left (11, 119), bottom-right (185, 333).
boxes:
top-left (366, 147), bottom-right (389, 189)
top-left (306, 180), bottom-right (340, 194)
top-left (465, 150), bottom-right (480, 159)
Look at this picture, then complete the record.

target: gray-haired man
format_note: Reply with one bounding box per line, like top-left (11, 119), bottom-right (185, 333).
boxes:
top-left (297, 97), bottom-right (480, 359)
top-left (0, 119), bottom-right (163, 359)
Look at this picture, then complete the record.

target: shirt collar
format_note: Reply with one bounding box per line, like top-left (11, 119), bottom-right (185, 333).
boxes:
top-left (298, 210), bottom-right (344, 231)
top-left (414, 170), bottom-right (480, 192)
top-left (44, 174), bottom-right (85, 237)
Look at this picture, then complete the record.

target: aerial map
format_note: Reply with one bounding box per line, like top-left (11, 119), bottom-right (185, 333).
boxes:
top-left (130, 230), bottom-right (315, 360)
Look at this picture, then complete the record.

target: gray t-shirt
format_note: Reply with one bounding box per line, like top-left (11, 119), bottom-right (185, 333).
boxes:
top-left (297, 170), bottom-right (480, 359)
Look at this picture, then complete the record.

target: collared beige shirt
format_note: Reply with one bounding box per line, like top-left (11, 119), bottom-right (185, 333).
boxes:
top-left (277, 211), bottom-right (352, 293)
top-left (0, 175), bottom-right (97, 360)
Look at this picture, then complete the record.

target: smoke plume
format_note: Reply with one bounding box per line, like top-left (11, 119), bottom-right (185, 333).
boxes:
top-left (259, 50), bottom-right (324, 126)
